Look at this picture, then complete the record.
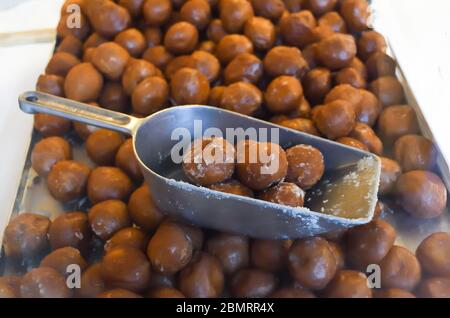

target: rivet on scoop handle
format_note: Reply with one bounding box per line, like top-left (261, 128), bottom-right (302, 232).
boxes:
top-left (19, 91), bottom-right (141, 135)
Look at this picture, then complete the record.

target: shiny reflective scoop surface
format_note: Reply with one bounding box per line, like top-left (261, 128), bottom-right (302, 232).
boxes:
top-left (19, 91), bottom-right (381, 239)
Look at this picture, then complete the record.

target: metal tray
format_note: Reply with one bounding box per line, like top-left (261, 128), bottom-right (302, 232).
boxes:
top-left (1, 27), bottom-right (450, 275)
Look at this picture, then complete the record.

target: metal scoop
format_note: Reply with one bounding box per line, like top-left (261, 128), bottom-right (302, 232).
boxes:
top-left (19, 91), bottom-right (381, 239)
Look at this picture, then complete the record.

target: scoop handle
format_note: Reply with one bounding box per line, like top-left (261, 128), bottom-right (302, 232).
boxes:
top-left (19, 91), bottom-right (141, 135)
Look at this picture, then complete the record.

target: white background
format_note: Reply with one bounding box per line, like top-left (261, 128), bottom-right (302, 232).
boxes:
top-left (0, 0), bottom-right (449, 235)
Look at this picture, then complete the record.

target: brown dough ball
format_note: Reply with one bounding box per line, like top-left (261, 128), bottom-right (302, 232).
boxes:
top-left (206, 233), bottom-right (249, 275)
top-left (244, 16), bottom-right (276, 51)
top-left (340, 0), bottom-right (370, 32)
top-left (216, 34), bottom-right (253, 65)
top-left (224, 53), bottom-right (263, 85)
top-left (318, 11), bottom-right (347, 33)
top-left (47, 160), bottom-right (91, 202)
top-left (99, 82), bottom-right (129, 113)
top-left (251, 239), bottom-right (290, 272)
top-left (143, 46), bottom-right (174, 71)
top-left (20, 267), bottom-right (71, 298)
top-left (191, 50), bottom-right (221, 83)
top-left (278, 118), bottom-right (320, 136)
top-left (86, 129), bottom-right (124, 166)
top-left (57, 35), bottom-right (83, 57)
top-left (49, 211), bottom-right (91, 252)
top-left (89, 200), bottom-right (131, 241)
top-left (279, 11), bottom-right (317, 48)
top-left (394, 135), bottom-right (437, 172)
top-left (230, 269), bottom-right (277, 298)
top-left (171, 67), bottom-right (210, 105)
top-left (31, 136), bottom-right (72, 177)
top-left (40, 247), bottom-right (87, 277)
top-left (87, 167), bottom-right (133, 204)
top-left (377, 105), bottom-right (420, 144)
top-left (207, 19), bottom-right (228, 43)
top-left (45, 52), bottom-right (80, 77)
top-left (416, 232), bottom-right (450, 277)
top-left (105, 227), bottom-right (148, 252)
top-left (336, 137), bottom-right (368, 151)
top-left (220, 82), bottom-right (262, 115)
top-left (288, 237), bottom-right (337, 290)
top-left (219, 0), bottom-right (254, 33)
top-left (115, 139), bottom-right (142, 182)
top-left (75, 263), bottom-right (105, 298)
top-left (142, 0), bottom-right (172, 26)
top-left (358, 30), bottom-right (387, 61)
top-left (236, 140), bottom-right (288, 191)
top-left (349, 122), bottom-right (383, 155)
top-left (36, 74), bottom-right (65, 97)
top-left (263, 46), bottom-right (309, 79)
top-left (84, 0), bottom-right (131, 38)
top-left (369, 76), bottom-right (404, 107)
top-left (417, 277), bottom-right (450, 298)
top-left (164, 22), bottom-right (199, 55)
top-left (147, 221), bottom-right (193, 274)
top-left (182, 137), bottom-right (235, 186)
top-left (378, 156), bottom-right (402, 195)
top-left (128, 185), bottom-right (164, 231)
top-left (122, 59), bottom-right (159, 95)
top-left (258, 182), bottom-right (305, 207)
top-left (101, 246), bottom-right (151, 292)
top-left (335, 67), bottom-right (366, 88)
top-left (180, 0), bottom-right (211, 30)
top-left (265, 76), bottom-right (304, 114)
top-left (92, 42), bottom-right (130, 80)
top-left (323, 270), bottom-right (372, 298)
top-left (314, 100), bottom-right (356, 140)
top-left (316, 33), bottom-right (357, 70)
top-left (366, 52), bottom-right (396, 79)
top-left (114, 28), bottom-right (146, 57)
top-left (132, 76), bottom-right (169, 115)
top-left (303, 67), bottom-right (332, 105)
top-left (250, 0), bottom-right (285, 21)
top-left (3, 213), bottom-right (51, 259)
top-left (345, 220), bottom-right (396, 270)
top-left (64, 63), bottom-right (103, 102)
top-left (380, 246), bottom-right (421, 291)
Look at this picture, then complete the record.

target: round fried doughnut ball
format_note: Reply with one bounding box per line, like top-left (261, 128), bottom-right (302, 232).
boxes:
top-left (378, 156), bottom-right (402, 195)
top-left (147, 221), bottom-right (194, 274)
top-left (323, 270), bottom-right (372, 298)
top-left (349, 122), bottom-right (383, 155)
top-left (86, 129), bottom-right (124, 166)
top-left (128, 185), bottom-right (164, 231)
top-left (47, 160), bottom-right (91, 202)
top-left (20, 267), bottom-right (71, 298)
top-left (122, 59), bottom-right (159, 95)
top-left (224, 53), bottom-right (263, 85)
top-left (345, 220), bottom-right (396, 270)
top-left (244, 17), bottom-right (276, 51)
top-left (31, 137), bottom-right (72, 177)
top-left (105, 227), bottom-right (148, 252)
top-left (305, 0), bottom-right (337, 16)
top-left (230, 269), bottom-right (277, 298)
top-left (251, 240), bottom-right (290, 272)
top-left (216, 34), bottom-right (254, 65)
top-left (114, 28), bottom-right (146, 57)
top-left (101, 246), bottom-right (151, 292)
top-left (210, 180), bottom-right (254, 198)
top-left (303, 67), bottom-right (332, 105)
top-left (377, 105), bottom-right (419, 144)
top-left (263, 46), bottom-right (309, 78)
top-left (87, 167), bottom-right (133, 204)
top-left (340, 0), bottom-right (370, 32)
top-left (180, 0), bottom-right (211, 30)
top-left (316, 33), bottom-right (357, 70)
top-left (288, 237), bottom-right (337, 290)
top-left (369, 76), bottom-right (404, 107)
top-left (220, 82), bottom-right (262, 116)
top-left (3, 213), bottom-right (51, 259)
top-left (49, 211), bottom-right (90, 252)
top-left (182, 137), bottom-right (235, 186)
top-left (380, 246), bottom-right (421, 291)
top-left (416, 232), bottom-right (450, 277)
top-left (206, 233), bottom-right (249, 275)
top-left (89, 200), bottom-right (131, 241)
top-left (171, 68), bottom-right (210, 105)
top-left (250, 0), bottom-right (285, 21)
top-left (366, 52), bottom-right (396, 80)
top-left (64, 63), bottom-right (103, 102)
top-left (258, 182), bottom-right (305, 207)
top-left (143, 46), bottom-right (174, 70)
top-left (40, 247), bottom-right (87, 277)
top-left (92, 42), bottom-right (130, 80)
top-left (36, 74), bottom-right (65, 97)
top-left (236, 140), bottom-right (288, 191)
top-left (207, 19), bottom-right (228, 43)
top-left (99, 82), bottom-right (129, 113)
top-left (142, 0), bottom-right (172, 26)
top-left (132, 76), bottom-right (169, 115)
top-left (115, 139), bottom-right (142, 183)
top-left (191, 50), bottom-right (221, 83)
top-left (417, 277), bottom-right (450, 298)
top-left (314, 100), bottom-right (356, 140)
top-left (84, 0), bottom-right (130, 38)
top-left (279, 10), bottom-right (316, 48)
top-left (396, 171), bottom-right (447, 219)
top-left (219, 0), bottom-right (254, 33)
top-left (394, 135), bottom-right (437, 172)
top-left (164, 22), bottom-right (199, 55)
top-left (45, 52), bottom-right (80, 77)
top-left (358, 30), bottom-right (387, 61)
top-left (265, 76), bottom-right (304, 114)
